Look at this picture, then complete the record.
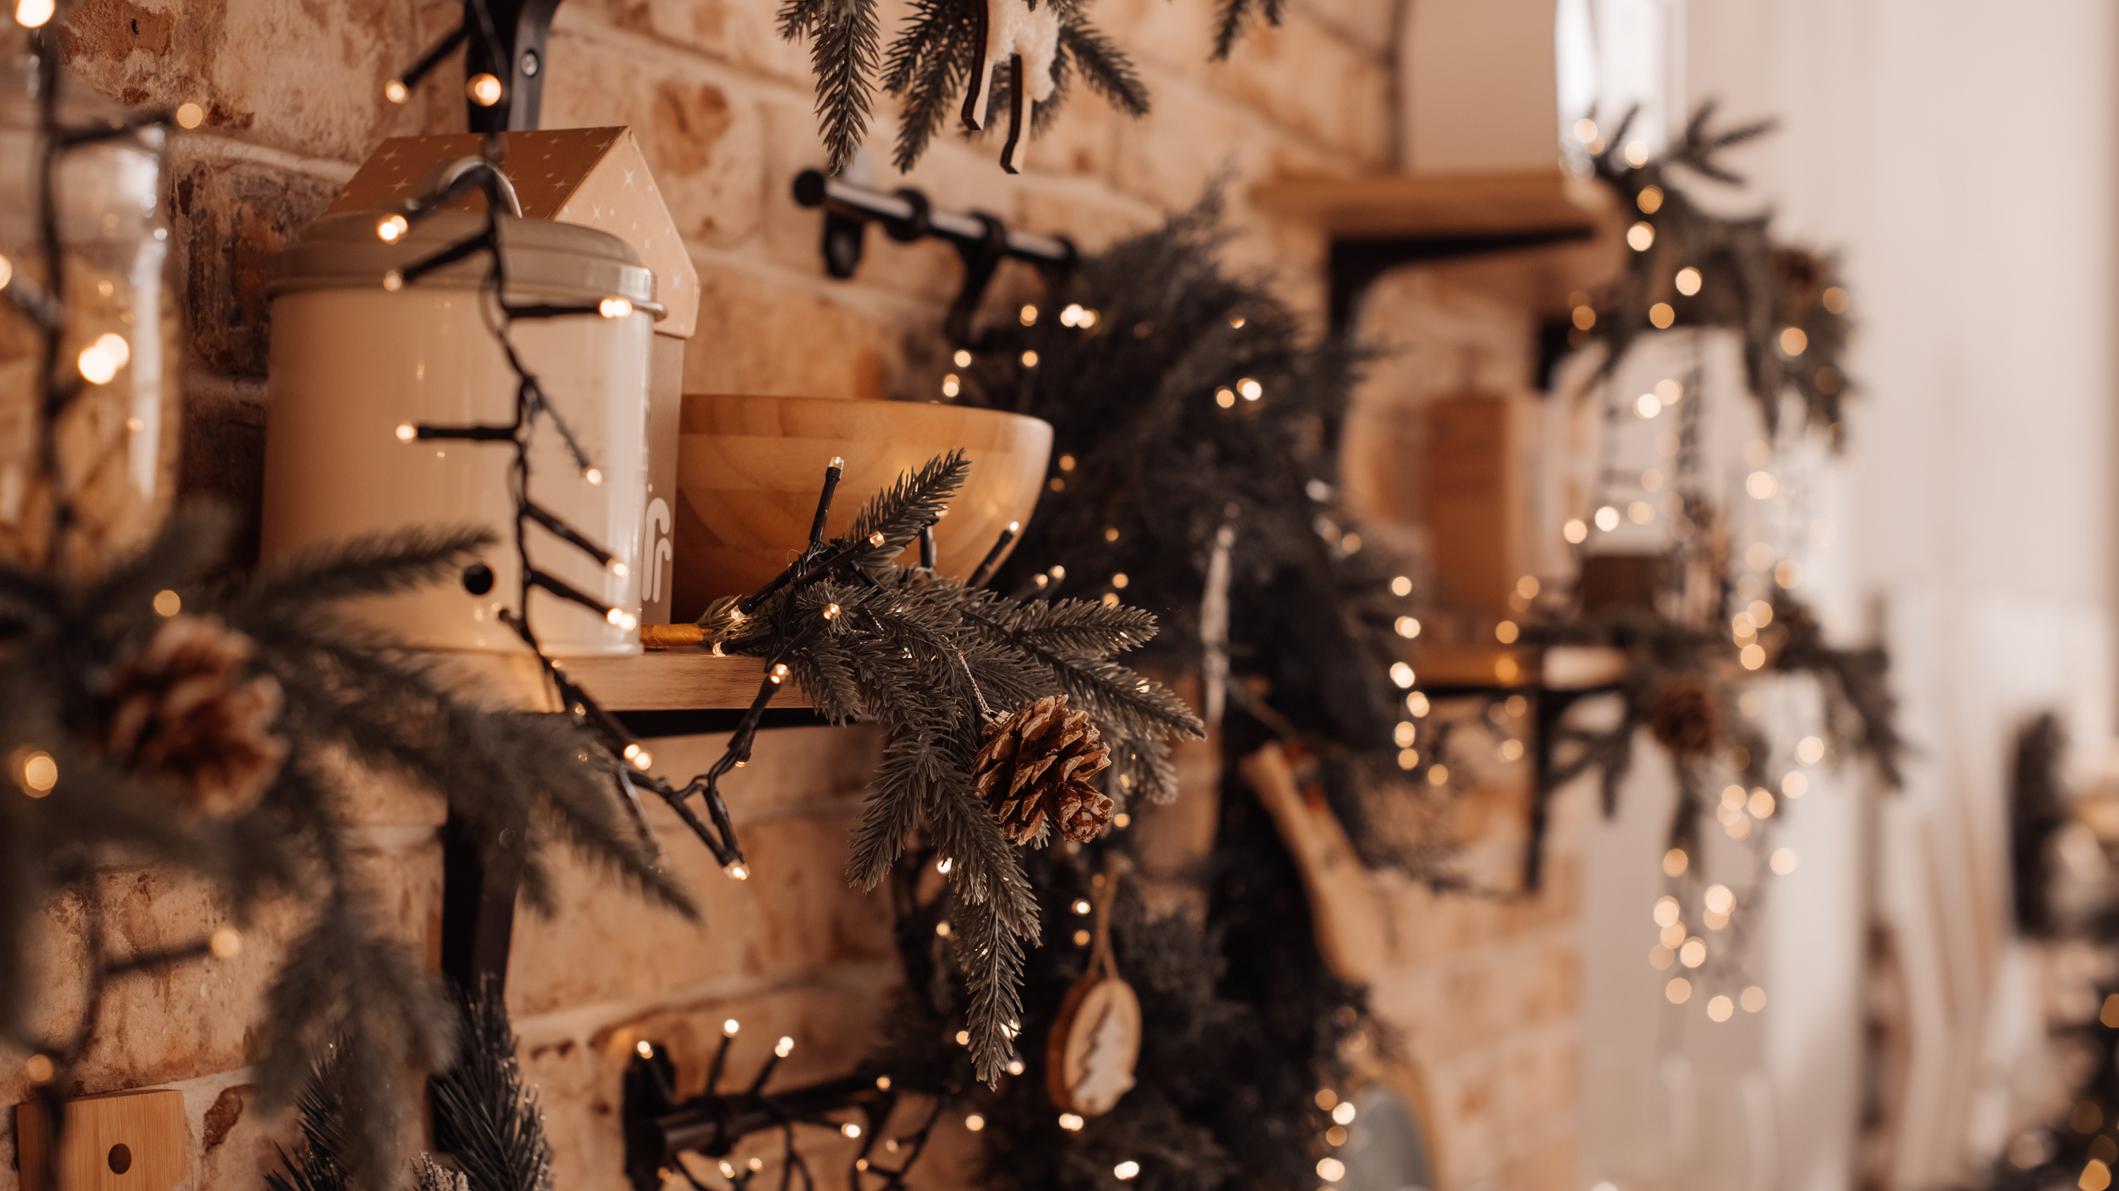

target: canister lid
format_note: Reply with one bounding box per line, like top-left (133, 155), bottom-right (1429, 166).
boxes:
top-left (268, 210), bottom-right (658, 311)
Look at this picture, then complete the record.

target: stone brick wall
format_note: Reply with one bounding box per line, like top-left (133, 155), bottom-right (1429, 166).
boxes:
top-left (2, 2), bottom-right (1588, 1188)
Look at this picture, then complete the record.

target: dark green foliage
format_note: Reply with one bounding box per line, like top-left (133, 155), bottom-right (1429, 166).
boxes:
top-left (869, 821), bottom-right (1373, 1191)
top-left (1524, 595), bottom-right (1904, 824)
top-left (782, 0), bottom-right (882, 170)
top-left (1584, 104), bottom-right (1855, 439)
top-left (1, 509), bottom-right (691, 1191)
top-left (265, 1051), bottom-right (359, 1191)
top-left (269, 981), bottom-right (548, 1191)
top-left (793, 0), bottom-right (1144, 172)
top-left (958, 192), bottom-right (1422, 861)
top-left (1210, 0), bottom-right (1283, 60)
top-left (709, 451), bottom-right (1201, 1083)
top-left (431, 981), bottom-right (554, 1191)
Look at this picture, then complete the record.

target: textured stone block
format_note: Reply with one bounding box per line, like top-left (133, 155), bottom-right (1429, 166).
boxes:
top-left (564, 0), bottom-right (814, 92)
top-left (168, 155), bottom-right (342, 378)
top-left (1201, 10), bottom-right (1393, 165)
top-left (60, 0), bottom-right (427, 165)
top-left (543, 25), bottom-right (767, 249)
top-left (683, 263), bottom-right (900, 399)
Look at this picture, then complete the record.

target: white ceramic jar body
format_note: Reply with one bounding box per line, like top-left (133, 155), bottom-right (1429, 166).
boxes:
top-left (262, 214), bottom-right (653, 656)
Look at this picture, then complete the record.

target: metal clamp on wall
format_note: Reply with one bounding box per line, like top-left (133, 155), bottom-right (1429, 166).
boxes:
top-left (792, 169), bottom-right (1076, 343)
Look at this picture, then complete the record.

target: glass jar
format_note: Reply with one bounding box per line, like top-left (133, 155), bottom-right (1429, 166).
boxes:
top-left (0, 37), bottom-right (177, 576)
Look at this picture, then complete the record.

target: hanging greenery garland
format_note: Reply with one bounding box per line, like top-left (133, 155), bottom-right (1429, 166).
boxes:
top-left (1579, 104), bottom-right (1856, 439)
top-left (781, 0), bottom-right (1290, 174)
top-left (956, 192), bottom-right (1435, 858)
top-left (694, 449), bottom-right (1205, 1084)
top-left (0, 512), bottom-right (689, 1191)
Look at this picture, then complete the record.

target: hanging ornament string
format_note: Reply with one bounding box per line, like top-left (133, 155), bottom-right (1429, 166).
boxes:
top-left (1047, 852), bottom-right (1140, 1118)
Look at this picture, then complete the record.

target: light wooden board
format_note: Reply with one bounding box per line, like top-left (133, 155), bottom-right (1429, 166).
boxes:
top-left (16, 1089), bottom-right (186, 1191)
top-left (426, 650), bottom-right (811, 712)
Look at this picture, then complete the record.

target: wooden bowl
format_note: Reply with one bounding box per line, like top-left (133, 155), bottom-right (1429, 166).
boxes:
top-left (672, 394), bottom-right (1052, 619)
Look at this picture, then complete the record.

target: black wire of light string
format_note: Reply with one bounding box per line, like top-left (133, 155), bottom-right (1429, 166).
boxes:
top-left (390, 151), bottom-right (752, 871)
top-left (0, 6), bottom-right (234, 1136)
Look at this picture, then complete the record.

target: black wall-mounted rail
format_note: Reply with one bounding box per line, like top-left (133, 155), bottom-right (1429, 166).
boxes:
top-left (792, 169), bottom-right (1075, 343)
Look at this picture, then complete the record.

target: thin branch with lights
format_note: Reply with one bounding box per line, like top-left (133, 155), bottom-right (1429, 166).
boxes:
top-left (681, 449), bottom-right (1203, 1086)
top-left (1573, 102), bottom-right (1856, 440)
top-left (0, 16), bottom-right (690, 1190)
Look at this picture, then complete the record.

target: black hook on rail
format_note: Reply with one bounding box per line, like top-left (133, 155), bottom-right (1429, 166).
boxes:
top-left (792, 169), bottom-right (1076, 344)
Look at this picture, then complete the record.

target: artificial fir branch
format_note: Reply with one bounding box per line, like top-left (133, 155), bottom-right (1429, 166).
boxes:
top-left (803, 0), bottom-right (883, 172)
top-left (1057, 22), bottom-right (1148, 115)
top-left (1209, 0), bottom-right (1284, 61)
top-left (0, 511), bottom-right (692, 1190)
top-left (701, 453), bottom-right (1201, 1083)
top-left (961, 190), bottom-right (1432, 862)
top-left (788, 0), bottom-right (1145, 172)
top-left (430, 980), bottom-right (555, 1191)
top-left (1582, 103), bottom-right (1854, 437)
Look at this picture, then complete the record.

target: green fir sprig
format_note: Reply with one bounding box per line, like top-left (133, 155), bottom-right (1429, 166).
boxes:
top-left (1583, 103), bottom-right (1856, 439)
top-left (1, 510), bottom-right (690, 1191)
top-left (705, 451), bottom-right (1202, 1083)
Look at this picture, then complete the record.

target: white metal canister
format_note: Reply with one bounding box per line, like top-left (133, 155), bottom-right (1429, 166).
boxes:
top-left (262, 210), bottom-right (656, 656)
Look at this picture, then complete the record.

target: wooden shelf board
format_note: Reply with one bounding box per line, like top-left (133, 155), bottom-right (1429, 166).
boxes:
top-left (1253, 170), bottom-right (1610, 240)
top-left (429, 649), bottom-right (810, 713)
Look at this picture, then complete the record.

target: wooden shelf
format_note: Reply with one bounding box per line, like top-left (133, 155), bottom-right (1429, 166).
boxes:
top-left (1253, 170), bottom-right (1607, 240)
top-left (429, 649), bottom-right (810, 713)
top-left (1413, 644), bottom-right (1629, 693)
top-left (1253, 169), bottom-right (1623, 328)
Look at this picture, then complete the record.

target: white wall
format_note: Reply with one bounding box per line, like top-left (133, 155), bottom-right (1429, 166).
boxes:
top-left (1571, 2), bottom-right (2119, 1189)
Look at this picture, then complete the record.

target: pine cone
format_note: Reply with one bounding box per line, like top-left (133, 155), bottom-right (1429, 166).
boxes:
top-left (972, 695), bottom-right (1114, 844)
top-left (1648, 675), bottom-right (1720, 758)
top-left (104, 614), bottom-right (288, 817)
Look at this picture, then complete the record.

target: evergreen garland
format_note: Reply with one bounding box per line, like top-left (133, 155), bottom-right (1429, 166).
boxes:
top-left (865, 817), bottom-right (1374, 1191)
top-left (955, 191), bottom-right (1427, 859)
top-left (1582, 104), bottom-right (1856, 439)
top-left (1, 510), bottom-right (690, 1190)
top-left (699, 450), bottom-right (1203, 1083)
top-left (1528, 596), bottom-right (1904, 818)
top-left (786, 0), bottom-right (1148, 174)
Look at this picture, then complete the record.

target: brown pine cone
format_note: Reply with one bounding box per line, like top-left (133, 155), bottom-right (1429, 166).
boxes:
top-left (972, 694), bottom-right (1114, 844)
top-left (104, 614), bottom-right (288, 818)
top-left (1648, 675), bottom-right (1721, 757)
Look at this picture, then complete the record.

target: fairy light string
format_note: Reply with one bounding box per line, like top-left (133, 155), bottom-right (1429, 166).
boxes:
top-left (0, 6), bottom-right (242, 1109)
top-left (387, 147), bottom-right (752, 871)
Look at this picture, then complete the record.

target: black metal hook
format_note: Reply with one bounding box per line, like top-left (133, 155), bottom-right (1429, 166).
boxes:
top-left (791, 170), bottom-right (1075, 344)
top-left (390, 0), bottom-right (561, 132)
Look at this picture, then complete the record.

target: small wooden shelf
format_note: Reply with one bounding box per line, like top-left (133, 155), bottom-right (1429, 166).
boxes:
top-left (430, 649), bottom-right (810, 713)
top-left (1253, 170), bottom-right (1607, 240)
top-left (1413, 644), bottom-right (1629, 694)
top-left (1253, 169), bottom-right (1622, 329)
